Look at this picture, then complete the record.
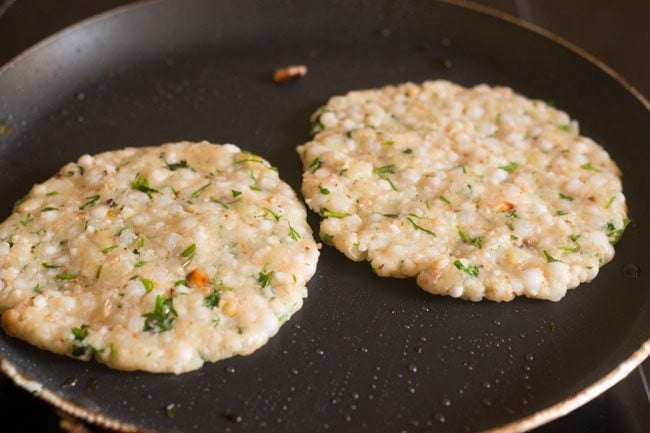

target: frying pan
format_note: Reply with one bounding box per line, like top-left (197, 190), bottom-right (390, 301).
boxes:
top-left (0, 0), bottom-right (648, 432)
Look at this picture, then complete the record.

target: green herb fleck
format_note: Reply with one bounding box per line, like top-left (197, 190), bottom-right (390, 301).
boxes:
top-left (403, 148), bottom-right (413, 155)
top-left (605, 196), bottom-right (616, 209)
top-left (543, 250), bottom-right (562, 263)
top-left (57, 272), bottom-right (77, 280)
top-left (174, 280), bottom-right (186, 286)
top-left (101, 245), bottom-right (118, 254)
top-left (142, 278), bottom-right (155, 293)
top-left (559, 192), bottom-right (574, 201)
top-left (250, 185), bottom-right (262, 191)
top-left (142, 295), bottom-right (177, 333)
top-left (203, 289), bottom-right (221, 309)
top-left (604, 219), bottom-right (630, 245)
top-left (558, 124), bottom-right (571, 132)
top-left (323, 210), bottom-right (349, 218)
top-left (191, 182), bottom-right (211, 198)
top-left (46, 191), bottom-right (58, 196)
top-left (210, 198), bottom-right (229, 209)
top-left (310, 117), bottom-right (324, 137)
top-left (321, 234), bottom-right (334, 244)
top-left (288, 225), bottom-right (301, 241)
top-left (257, 267), bottom-right (273, 288)
top-left (71, 324), bottom-right (89, 341)
top-left (437, 195), bottom-right (451, 205)
top-left (560, 245), bottom-right (579, 253)
top-left (33, 283), bottom-right (42, 294)
top-left (510, 234), bottom-right (519, 240)
top-left (373, 164), bottom-right (396, 175)
top-left (263, 207), bottom-right (281, 221)
top-left (42, 262), bottom-right (60, 269)
top-left (580, 163), bottom-right (601, 173)
top-left (456, 225), bottom-right (484, 248)
top-left (80, 195), bottom-right (101, 210)
top-left (320, 187), bottom-right (331, 195)
top-left (555, 210), bottom-right (567, 216)
top-left (309, 157), bottom-right (323, 173)
top-left (498, 162), bottom-right (520, 172)
top-left (231, 190), bottom-right (242, 198)
top-left (382, 213), bottom-right (399, 219)
top-left (407, 217), bottom-right (436, 237)
top-left (131, 176), bottom-right (159, 199)
top-left (95, 265), bottom-right (103, 280)
top-left (41, 207), bottom-right (59, 212)
top-left (180, 243), bottom-right (197, 260)
top-left (454, 260), bottom-right (479, 277)
top-left (570, 234), bottom-right (581, 243)
top-left (165, 160), bottom-right (192, 171)
top-left (20, 213), bottom-right (33, 226)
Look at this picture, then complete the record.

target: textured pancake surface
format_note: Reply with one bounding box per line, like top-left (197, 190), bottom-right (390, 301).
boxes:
top-left (0, 141), bottom-right (319, 373)
top-left (298, 81), bottom-right (627, 301)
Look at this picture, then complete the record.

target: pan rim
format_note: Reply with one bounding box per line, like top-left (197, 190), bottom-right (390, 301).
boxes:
top-left (0, 0), bottom-right (647, 432)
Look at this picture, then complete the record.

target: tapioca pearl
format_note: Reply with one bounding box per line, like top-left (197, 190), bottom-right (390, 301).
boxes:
top-left (565, 178), bottom-right (584, 195)
top-left (538, 139), bottom-right (553, 152)
top-left (521, 268), bottom-right (544, 294)
top-left (91, 205), bottom-right (108, 219)
top-left (132, 213), bottom-right (150, 226)
top-left (489, 169), bottom-right (508, 184)
top-left (466, 104), bottom-right (485, 120)
top-left (162, 232), bottom-right (182, 251)
top-left (320, 111), bottom-right (338, 128)
top-left (449, 285), bottom-right (463, 298)
top-left (545, 261), bottom-right (570, 286)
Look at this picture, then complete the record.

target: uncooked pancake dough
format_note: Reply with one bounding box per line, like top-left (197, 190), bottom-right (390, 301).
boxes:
top-left (298, 80), bottom-right (627, 302)
top-left (0, 141), bottom-right (320, 373)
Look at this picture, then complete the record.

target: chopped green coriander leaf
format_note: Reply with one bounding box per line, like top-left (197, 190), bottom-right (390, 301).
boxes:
top-left (373, 164), bottom-right (396, 175)
top-left (257, 267), bottom-right (273, 288)
top-left (402, 148), bottom-right (413, 155)
top-left (33, 283), bottom-right (42, 294)
top-left (57, 272), bottom-right (77, 280)
top-left (71, 324), bottom-right (89, 341)
top-left (604, 219), bottom-right (630, 245)
top-left (456, 225), bottom-right (483, 248)
top-left (180, 243), bottom-right (197, 260)
top-left (136, 238), bottom-right (145, 250)
top-left (210, 197), bottom-right (229, 209)
top-left (46, 191), bottom-right (58, 196)
top-left (231, 190), bottom-right (242, 198)
top-left (263, 208), bottom-right (280, 221)
top-left (559, 192), bottom-right (574, 201)
top-left (41, 207), bottom-right (59, 212)
top-left (309, 157), bottom-right (323, 173)
top-left (131, 176), bottom-right (159, 199)
top-left (323, 210), bottom-right (349, 218)
top-left (101, 245), bottom-right (118, 254)
top-left (174, 280), bottom-right (186, 286)
top-left (191, 182), bottom-right (211, 198)
top-left (142, 295), bottom-right (177, 333)
top-left (165, 159), bottom-right (192, 171)
top-left (319, 187), bottom-right (331, 195)
top-left (134, 260), bottom-right (146, 268)
top-left (321, 233), bottom-right (334, 244)
top-left (558, 124), bottom-right (571, 132)
top-left (495, 112), bottom-right (502, 124)
top-left (42, 262), bottom-right (60, 269)
top-left (345, 130), bottom-right (354, 139)
top-left (65, 170), bottom-right (75, 177)
top-left (510, 234), bottom-right (519, 240)
top-left (109, 343), bottom-right (117, 358)
top-left (382, 213), bottom-right (399, 219)
top-left (95, 265), bottom-right (103, 280)
top-left (384, 177), bottom-right (398, 191)
top-left (20, 213), bottom-right (33, 226)
top-left (203, 289), bottom-right (221, 309)
top-left (605, 196), bottom-right (616, 209)
top-left (543, 250), bottom-right (562, 263)
top-left (555, 210), bottom-right (568, 216)
top-left (498, 162), bottom-right (520, 172)
top-left (506, 209), bottom-right (519, 219)
top-left (383, 140), bottom-right (395, 146)
top-left (78, 166), bottom-right (85, 176)
top-left (288, 225), bottom-right (301, 241)
top-left (437, 195), bottom-right (451, 205)
top-left (80, 195), bottom-right (101, 210)
top-left (560, 245), bottom-right (579, 253)
top-left (250, 185), bottom-right (262, 191)
top-left (580, 163), bottom-right (601, 173)
top-left (570, 234), bottom-right (581, 243)
top-left (454, 259), bottom-right (479, 277)
top-left (142, 278), bottom-right (155, 293)
top-left (237, 326), bottom-right (246, 334)
top-left (407, 217), bottom-right (436, 236)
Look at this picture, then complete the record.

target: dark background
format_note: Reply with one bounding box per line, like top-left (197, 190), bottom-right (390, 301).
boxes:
top-left (0, 1), bottom-right (648, 432)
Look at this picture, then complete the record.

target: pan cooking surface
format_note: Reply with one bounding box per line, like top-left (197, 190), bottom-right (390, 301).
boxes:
top-left (0, 0), bottom-right (648, 432)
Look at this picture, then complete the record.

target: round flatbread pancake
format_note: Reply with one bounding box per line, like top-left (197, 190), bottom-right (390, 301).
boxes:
top-left (298, 80), bottom-right (627, 302)
top-left (0, 141), bottom-right (320, 373)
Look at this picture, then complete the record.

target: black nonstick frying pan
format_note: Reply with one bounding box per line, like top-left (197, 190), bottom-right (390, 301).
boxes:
top-left (0, 0), bottom-right (648, 432)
